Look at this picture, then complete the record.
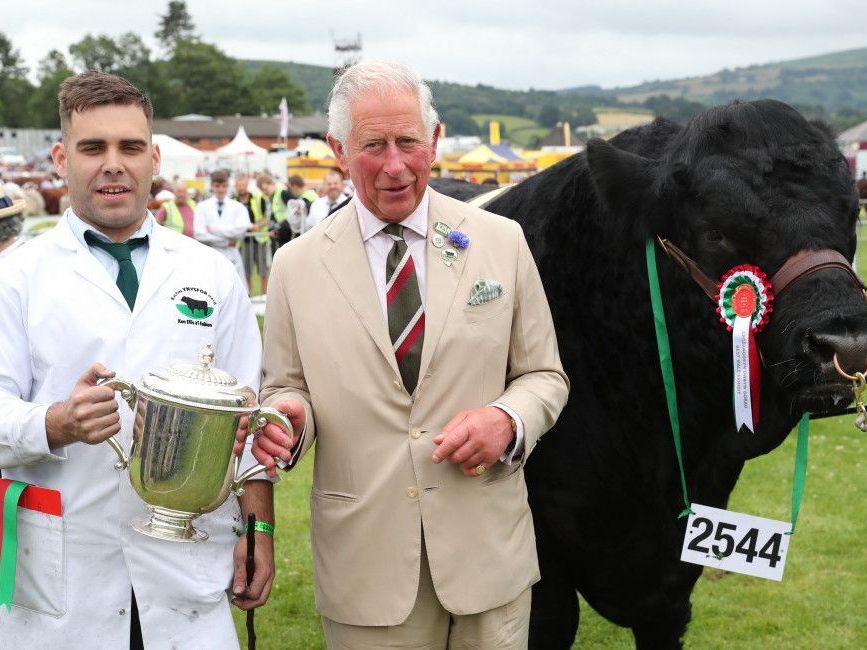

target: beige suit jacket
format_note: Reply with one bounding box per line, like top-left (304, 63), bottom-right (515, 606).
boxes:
top-left (261, 189), bottom-right (568, 626)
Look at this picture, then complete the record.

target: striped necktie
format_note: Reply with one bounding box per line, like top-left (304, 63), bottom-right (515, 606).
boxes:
top-left (84, 231), bottom-right (148, 310)
top-left (384, 224), bottom-right (424, 394)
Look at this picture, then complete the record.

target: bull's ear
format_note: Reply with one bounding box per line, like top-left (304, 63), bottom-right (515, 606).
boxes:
top-left (586, 138), bottom-right (656, 217)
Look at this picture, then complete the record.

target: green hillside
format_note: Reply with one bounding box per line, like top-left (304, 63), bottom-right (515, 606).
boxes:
top-left (607, 46), bottom-right (867, 113)
top-left (242, 60), bottom-right (335, 114)
top-left (243, 46), bottom-right (867, 137)
top-left (241, 59), bottom-right (611, 139)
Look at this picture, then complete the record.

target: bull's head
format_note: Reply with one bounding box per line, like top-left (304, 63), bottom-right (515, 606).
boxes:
top-left (586, 99), bottom-right (867, 420)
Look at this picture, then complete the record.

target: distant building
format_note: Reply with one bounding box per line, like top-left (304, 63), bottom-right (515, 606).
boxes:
top-left (538, 122), bottom-right (586, 150)
top-left (151, 114), bottom-right (328, 151)
top-left (437, 136), bottom-right (482, 157)
top-left (0, 128), bottom-right (61, 161)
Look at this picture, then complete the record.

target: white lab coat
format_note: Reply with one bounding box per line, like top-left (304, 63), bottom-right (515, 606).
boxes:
top-left (0, 215), bottom-right (263, 649)
top-left (303, 193), bottom-right (351, 234)
top-left (0, 236), bottom-right (24, 258)
top-left (193, 197), bottom-right (249, 283)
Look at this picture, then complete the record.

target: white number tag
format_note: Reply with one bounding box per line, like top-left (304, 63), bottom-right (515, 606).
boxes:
top-left (680, 503), bottom-right (791, 581)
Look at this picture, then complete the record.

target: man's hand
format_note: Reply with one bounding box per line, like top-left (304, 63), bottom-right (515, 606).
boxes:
top-left (45, 363), bottom-right (121, 448)
top-left (231, 531), bottom-right (275, 610)
top-left (233, 400), bottom-right (305, 478)
top-left (432, 406), bottom-right (515, 477)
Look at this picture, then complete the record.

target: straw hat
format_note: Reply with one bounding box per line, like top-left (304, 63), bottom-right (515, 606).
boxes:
top-left (0, 186), bottom-right (26, 219)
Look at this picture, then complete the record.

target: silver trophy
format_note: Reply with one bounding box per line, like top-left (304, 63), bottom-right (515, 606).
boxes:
top-left (99, 346), bottom-right (288, 542)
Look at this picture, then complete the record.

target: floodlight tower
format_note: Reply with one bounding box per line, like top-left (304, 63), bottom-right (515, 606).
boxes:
top-left (332, 32), bottom-right (363, 76)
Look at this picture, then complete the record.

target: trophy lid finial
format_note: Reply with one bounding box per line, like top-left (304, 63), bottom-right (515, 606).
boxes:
top-left (199, 345), bottom-right (215, 369)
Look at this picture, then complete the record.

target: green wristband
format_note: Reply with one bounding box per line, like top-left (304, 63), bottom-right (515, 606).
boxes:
top-left (245, 520), bottom-right (274, 536)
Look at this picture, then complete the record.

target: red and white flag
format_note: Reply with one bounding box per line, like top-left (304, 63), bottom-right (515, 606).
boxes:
top-left (279, 97), bottom-right (290, 139)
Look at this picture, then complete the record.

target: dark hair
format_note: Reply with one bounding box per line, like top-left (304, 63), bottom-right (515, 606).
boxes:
top-left (0, 214), bottom-right (24, 242)
top-left (210, 169), bottom-right (230, 184)
top-left (58, 71), bottom-right (153, 139)
top-left (288, 174), bottom-right (305, 188)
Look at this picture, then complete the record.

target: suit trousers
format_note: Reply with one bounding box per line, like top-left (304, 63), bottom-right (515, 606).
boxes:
top-left (321, 539), bottom-right (531, 649)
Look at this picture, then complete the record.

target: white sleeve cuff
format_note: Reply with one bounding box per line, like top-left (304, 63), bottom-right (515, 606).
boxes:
top-left (490, 403), bottom-right (524, 465)
top-left (276, 423), bottom-right (307, 471)
top-left (0, 403), bottom-right (68, 468)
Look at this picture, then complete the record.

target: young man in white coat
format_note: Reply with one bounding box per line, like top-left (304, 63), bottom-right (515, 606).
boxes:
top-left (0, 71), bottom-right (274, 649)
top-left (194, 169), bottom-right (250, 284)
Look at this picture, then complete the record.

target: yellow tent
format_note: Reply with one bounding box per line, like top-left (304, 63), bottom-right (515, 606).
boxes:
top-left (459, 144), bottom-right (526, 165)
top-left (299, 139), bottom-right (334, 159)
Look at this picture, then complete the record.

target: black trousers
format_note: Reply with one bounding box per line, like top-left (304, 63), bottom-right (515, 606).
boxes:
top-left (130, 589), bottom-right (144, 650)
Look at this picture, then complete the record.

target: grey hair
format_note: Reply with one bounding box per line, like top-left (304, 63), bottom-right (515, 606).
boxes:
top-left (328, 60), bottom-right (439, 147)
top-left (0, 214), bottom-right (24, 242)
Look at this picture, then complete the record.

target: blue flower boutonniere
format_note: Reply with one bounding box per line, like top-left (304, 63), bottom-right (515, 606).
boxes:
top-left (447, 230), bottom-right (470, 249)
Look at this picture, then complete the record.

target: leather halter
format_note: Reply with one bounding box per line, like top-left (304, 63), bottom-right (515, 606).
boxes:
top-left (656, 237), bottom-right (865, 302)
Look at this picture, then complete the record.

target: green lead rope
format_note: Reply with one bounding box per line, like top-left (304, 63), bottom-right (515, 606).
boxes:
top-left (645, 239), bottom-right (694, 518)
top-left (788, 413), bottom-right (810, 535)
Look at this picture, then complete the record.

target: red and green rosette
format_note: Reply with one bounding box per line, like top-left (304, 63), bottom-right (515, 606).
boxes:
top-left (716, 265), bottom-right (774, 433)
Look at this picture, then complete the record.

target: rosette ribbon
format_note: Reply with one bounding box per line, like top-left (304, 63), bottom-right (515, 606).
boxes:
top-left (716, 265), bottom-right (774, 433)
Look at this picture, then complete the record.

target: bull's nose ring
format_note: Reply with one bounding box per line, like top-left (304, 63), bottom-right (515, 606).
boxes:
top-left (832, 352), bottom-right (867, 381)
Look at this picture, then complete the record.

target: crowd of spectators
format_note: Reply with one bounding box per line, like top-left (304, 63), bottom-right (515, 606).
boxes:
top-left (150, 169), bottom-right (353, 293)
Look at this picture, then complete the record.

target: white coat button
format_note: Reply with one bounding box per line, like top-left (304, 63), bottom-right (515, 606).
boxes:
top-left (410, 428), bottom-right (421, 439)
top-left (118, 608), bottom-right (127, 616)
top-left (406, 486), bottom-right (418, 498)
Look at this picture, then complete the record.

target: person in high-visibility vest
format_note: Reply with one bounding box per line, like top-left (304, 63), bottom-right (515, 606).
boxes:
top-left (290, 174), bottom-right (319, 208)
top-left (256, 174), bottom-right (291, 225)
top-left (155, 181), bottom-right (196, 237)
top-left (234, 173), bottom-right (270, 294)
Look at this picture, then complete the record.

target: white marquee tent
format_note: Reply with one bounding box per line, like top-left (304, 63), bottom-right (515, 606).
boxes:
top-left (213, 126), bottom-right (269, 172)
top-left (153, 133), bottom-right (205, 179)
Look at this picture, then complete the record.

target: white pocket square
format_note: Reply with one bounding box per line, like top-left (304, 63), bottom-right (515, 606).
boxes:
top-left (467, 279), bottom-right (504, 306)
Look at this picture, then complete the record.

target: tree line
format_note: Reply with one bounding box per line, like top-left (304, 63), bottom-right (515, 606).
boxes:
top-left (0, 1), bottom-right (309, 129)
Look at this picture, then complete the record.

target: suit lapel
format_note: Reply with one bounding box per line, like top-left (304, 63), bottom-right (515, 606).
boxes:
top-left (321, 205), bottom-right (401, 378)
top-left (418, 191), bottom-right (469, 382)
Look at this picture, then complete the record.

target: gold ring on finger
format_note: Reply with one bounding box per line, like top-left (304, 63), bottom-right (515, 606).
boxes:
top-left (474, 464), bottom-right (487, 476)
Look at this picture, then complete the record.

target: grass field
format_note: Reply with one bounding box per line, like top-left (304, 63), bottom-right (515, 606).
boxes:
top-left (234, 231), bottom-right (867, 648)
top-left (471, 113), bottom-right (550, 149)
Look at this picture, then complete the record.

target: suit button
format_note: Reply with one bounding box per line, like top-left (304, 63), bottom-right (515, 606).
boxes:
top-left (410, 428), bottom-right (421, 439)
top-left (406, 486), bottom-right (418, 498)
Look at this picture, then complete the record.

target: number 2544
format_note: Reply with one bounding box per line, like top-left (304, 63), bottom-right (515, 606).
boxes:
top-left (687, 517), bottom-right (783, 567)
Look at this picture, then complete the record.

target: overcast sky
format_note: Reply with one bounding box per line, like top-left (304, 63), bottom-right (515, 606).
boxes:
top-left (7, 1), bottom-right (867, 92)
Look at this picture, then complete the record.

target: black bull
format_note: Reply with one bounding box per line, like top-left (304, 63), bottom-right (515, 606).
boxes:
top-left (432, 99), bottom-right (867, 648)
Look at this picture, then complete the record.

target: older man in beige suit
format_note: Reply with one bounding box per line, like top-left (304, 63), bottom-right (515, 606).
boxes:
top-left (246, 60), bottom-right (569, 648)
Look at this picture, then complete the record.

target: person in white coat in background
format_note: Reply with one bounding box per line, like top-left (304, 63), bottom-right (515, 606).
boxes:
top-left (194, 169), bottom-right (250, 284)
top-left (0, 71), bottom-right (274, 650)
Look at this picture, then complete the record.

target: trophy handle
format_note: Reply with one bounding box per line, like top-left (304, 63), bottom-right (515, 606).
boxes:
top-left (231, 407), bottom-right (293, 495)
top-left (97, 377), bottom-right (136, 471)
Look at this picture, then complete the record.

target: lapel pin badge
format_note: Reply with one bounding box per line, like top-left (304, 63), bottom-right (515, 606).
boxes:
top-left (433, 221), bottom-right (451, 237)
top-left (441, 248), bottom-right (458, 267)
top-left (432, 234), bottom-right (445, 248)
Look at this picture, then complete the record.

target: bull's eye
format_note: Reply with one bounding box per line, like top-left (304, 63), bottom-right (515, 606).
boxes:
top-left (705, 229), bottom-right (723, 243)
